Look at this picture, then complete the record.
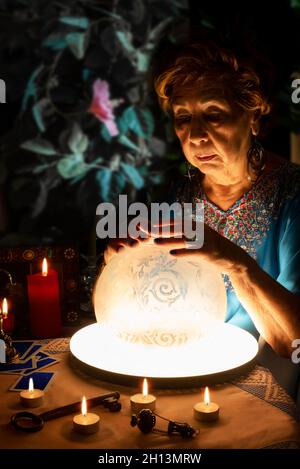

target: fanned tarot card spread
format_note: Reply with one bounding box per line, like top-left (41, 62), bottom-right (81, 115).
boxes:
top-left (0, 341), bottom-right (60, 376)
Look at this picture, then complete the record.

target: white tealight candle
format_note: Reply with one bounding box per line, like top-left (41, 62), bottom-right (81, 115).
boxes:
top-left (73, 396), bottom-right (100, 435)
top-left (130, 378), bottom-right (156, 414)
top-left (20, 378), bottom-right (44, 408)
top-left (193, 387), bottom-right (220, 422)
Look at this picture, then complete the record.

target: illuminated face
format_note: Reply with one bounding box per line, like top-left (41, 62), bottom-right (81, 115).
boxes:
top-left (172, 82), bottom-right (257, 179)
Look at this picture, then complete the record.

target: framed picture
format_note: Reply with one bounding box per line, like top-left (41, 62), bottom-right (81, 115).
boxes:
top-left (0, 245), bottom-right (80, 337)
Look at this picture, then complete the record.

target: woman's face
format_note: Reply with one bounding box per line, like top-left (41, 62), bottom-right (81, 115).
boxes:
top-left (172, 82), bottom-right (257, 180)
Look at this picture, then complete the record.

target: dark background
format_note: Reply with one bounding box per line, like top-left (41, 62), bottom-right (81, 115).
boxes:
top-left (0, 0), bottom-right (299, 332)
top-left (0, 0), bottom-right (299, 251)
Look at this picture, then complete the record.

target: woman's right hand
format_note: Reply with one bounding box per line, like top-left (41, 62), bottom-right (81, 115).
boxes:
top-left (103, 237), bottom-right (139, 264)
top-left (103, 219), bottom-right (154, 263)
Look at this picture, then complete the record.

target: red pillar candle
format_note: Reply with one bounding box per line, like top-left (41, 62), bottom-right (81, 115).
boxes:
top-left (27, 258), bottom-right (62, 339)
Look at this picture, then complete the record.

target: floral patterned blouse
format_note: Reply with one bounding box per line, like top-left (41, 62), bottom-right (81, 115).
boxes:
top-left (176, 159), bottom-right (300, 338)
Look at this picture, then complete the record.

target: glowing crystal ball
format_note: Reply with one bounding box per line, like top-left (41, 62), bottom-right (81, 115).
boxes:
top-left (93, 243), bottom-right (227, 346)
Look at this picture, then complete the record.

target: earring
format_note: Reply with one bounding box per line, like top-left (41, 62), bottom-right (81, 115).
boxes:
top-left (184, 161), bottom-right (194, 180)
top-left (247, 137), bottom-right (265, 176)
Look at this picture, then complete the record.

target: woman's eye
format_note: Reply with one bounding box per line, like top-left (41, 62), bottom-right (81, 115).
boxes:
top-left (174, 115), bottom-right (191, 125)
top-left (205, 112), bottom-right (226, 123)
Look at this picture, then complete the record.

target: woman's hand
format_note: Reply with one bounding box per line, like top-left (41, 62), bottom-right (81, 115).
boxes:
top-left (153, 222), bottom-right (251, 275)
top-left (103, 222), bottom-right (153, 265)
top-left (103, 219), bottom-right (252, 277)
top-left (103, 238), bottom-right (136, 264)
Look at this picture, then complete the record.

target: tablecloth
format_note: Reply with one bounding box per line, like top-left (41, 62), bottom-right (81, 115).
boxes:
top-left (0, 338), bottom-right (300, 449)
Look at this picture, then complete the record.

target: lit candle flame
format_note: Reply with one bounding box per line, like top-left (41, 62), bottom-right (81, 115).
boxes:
top-left (81, 396), bottom-right (87, 416)
top-left (42, 258), bottom-right (48, 276)
top-left (142, 378), bottom-right (148, 397)
top-left (204, 386), bottom-right (210, 405)
top-left (2, 298), bottom-right (8, 319)
top-left (29, 378), bottom-right (34, 392)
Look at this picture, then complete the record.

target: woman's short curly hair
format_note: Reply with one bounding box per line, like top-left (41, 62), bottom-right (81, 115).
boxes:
top-left (154, 43), bottom-right (271, 118)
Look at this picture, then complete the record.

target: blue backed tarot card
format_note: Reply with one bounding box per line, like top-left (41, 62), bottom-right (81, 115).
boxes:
top-left (10, 371), bottom-right (55, 391)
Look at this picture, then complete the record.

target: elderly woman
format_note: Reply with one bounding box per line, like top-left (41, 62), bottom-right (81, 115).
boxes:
top-left (105, 43), bottom-right (300, 362)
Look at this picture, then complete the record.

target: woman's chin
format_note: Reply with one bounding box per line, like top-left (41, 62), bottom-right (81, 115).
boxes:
top-left (193, 161), bottom-right (219, 174)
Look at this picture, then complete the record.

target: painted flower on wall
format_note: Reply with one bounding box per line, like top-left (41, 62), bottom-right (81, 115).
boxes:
top-left (0, 0), bottom-right (189, 241)
top-left (89, 79), bottom-right (119, 137)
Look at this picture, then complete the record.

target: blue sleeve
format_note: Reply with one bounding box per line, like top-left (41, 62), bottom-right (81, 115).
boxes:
top-left (226, 192), bottom-right (300, 337)
top-left (277, 195), bottom-right (300, 295)
top-left (227, 305), bottom-right (259, 339)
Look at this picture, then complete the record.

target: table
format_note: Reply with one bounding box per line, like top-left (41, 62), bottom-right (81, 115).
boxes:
top-left (0, 338), bottom-right (300, 449)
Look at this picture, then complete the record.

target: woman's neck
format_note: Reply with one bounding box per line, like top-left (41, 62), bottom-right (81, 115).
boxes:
top-left (199, 152), bottom-right (283, 211)
top-left (201, 171), bottom-right (254, 211)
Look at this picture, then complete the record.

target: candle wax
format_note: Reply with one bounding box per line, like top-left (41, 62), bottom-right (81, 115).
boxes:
top-left (20, 389), bottom-right (44, 408)
top-left (73, 413), bottom-right (100, 434)
top-left (3, 313), bottom-right (14, 334)
top-left (130, 393), bottom-right (156, 414)
top-left (193, 401), bottom-right (220, 422)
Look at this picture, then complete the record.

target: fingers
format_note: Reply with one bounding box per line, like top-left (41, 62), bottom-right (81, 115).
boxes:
top-left (104, 233), bottom-right (152, 264)
top-left (151, 219), bottom-right (183, 228)
top-left (140, 218), bottom-right (202, 239)
top-left (103, 245), bottom-right (117, 264)
top-left (117, 238), bottom-right (139, 248)
top-left (169, 248), bottom-right (198, 257)
top-left (104, 241), bottom-right (126, 262)
top-left (139, 222), bottom-right (184, 238)
top-left (154, 237), bottom-right (186, 249)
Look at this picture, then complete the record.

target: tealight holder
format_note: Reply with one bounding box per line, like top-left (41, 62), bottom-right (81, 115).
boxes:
top-left (193, 387), bottom-right (220, 422)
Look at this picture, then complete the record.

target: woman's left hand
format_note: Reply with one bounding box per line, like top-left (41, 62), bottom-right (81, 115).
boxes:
top-left (153, 222), bottom-right (251, 275)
